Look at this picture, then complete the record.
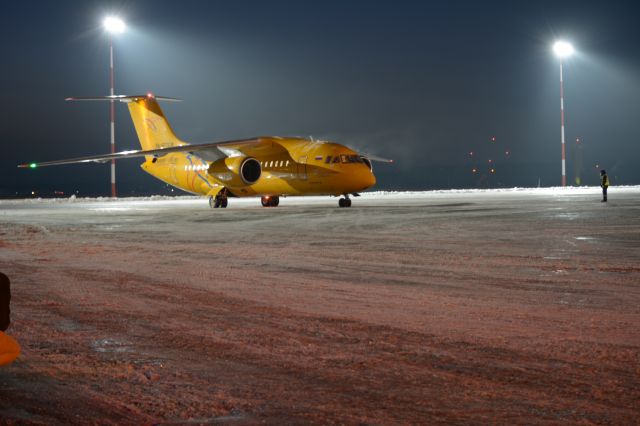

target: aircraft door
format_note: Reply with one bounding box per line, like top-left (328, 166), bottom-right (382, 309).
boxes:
top-left (297, 156), bottom-right (308, 180)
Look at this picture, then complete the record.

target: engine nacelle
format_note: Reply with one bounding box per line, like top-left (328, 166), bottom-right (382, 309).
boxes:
top-left (207, 157), bottom-right (261, 188)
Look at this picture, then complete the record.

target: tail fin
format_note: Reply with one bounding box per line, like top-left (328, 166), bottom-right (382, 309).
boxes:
top-left (66, 94), bottom-right (186, 150)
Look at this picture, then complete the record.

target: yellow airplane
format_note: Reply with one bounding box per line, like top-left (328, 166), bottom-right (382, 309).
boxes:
top-left (19, 94), bottom-right (392, 208)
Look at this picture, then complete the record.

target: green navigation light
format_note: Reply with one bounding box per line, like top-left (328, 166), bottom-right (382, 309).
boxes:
top-left (29, 163), bottom-right (37, 168)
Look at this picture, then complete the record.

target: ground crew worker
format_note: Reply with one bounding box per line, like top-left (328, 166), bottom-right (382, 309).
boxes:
top-left (600, 170), bottom-right (609, 202)
top-left (0, 272), bottom-right (20, 366)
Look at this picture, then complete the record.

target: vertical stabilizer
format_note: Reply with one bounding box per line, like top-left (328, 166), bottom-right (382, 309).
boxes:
top-left (127, 95), bottom-right (186, 150)
top-left (66, 94), bottom-right (185, 150)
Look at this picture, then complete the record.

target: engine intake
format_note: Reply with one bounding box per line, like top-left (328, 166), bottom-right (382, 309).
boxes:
top-left (208, 157), bottom-right (262, 187)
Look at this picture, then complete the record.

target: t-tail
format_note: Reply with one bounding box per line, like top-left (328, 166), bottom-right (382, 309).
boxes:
top-left (66, 94), bottom-right (185, 150)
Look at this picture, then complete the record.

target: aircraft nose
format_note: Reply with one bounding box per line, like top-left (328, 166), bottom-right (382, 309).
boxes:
top-left (362, 169), bottom-right (376, 189)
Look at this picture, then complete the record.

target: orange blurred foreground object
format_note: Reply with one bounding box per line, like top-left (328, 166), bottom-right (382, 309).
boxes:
top-left (0, 331), bottom-right (20, 366)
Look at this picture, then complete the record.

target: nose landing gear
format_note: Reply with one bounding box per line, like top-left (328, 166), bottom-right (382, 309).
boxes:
top-left (261, 195), bottom-right (280, 207)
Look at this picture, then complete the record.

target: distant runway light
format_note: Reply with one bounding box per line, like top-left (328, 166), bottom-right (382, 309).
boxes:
top-left (104, 16), bottom-right (126, 34)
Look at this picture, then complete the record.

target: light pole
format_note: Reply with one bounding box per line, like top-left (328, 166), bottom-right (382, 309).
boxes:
top-left (103, 16), bottom-right (125, 197)
top-left (553, 40), bottom-right (574, 187)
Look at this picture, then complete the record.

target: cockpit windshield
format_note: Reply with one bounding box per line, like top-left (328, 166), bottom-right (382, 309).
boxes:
top-left (337, 155), bottom-right (363, 164)
top-left (324, 154), bottom-right (366, 164)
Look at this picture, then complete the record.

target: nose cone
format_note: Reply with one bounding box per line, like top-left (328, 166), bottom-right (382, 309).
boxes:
top-left (359, 168), bottom-right (376, 191)
top-left (366, 170), bottom-right (376, 188)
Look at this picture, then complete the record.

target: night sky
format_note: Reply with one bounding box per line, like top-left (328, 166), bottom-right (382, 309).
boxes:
top-left (2, 0), bottom-right (639, 197)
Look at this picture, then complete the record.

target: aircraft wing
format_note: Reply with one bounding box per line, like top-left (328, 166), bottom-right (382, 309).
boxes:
top-left (18, 138), bottom-right (265, 168)
top-left (360, 153), bottom-right (394, 163)
top-left (19, 137), bottom-right (393, 168)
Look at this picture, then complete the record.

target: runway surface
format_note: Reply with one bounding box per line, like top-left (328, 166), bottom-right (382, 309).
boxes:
top-left (1, 188), bottom-right (639, 424)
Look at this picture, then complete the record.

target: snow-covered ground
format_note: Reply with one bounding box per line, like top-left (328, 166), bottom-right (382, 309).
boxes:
top-left (1, 187), bottom-right (639, 424)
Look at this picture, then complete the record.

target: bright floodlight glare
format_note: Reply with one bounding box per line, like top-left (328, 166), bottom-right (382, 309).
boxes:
top-left (103, 16), bottom-right (125, 34)
top-left (553, 41), bottom-right (574, 58)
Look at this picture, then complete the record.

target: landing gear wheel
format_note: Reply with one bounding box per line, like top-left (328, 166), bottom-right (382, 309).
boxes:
top-left (211, 189), bottom-right (229, 209)
top-left (261, 196), bottom-right (280, 207)
top-left (338, 197), bottom-right (352, 208)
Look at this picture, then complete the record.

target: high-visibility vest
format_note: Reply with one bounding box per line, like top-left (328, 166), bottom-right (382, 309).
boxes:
top-left (0, 331), bottom-right (20, 366)
top-left (602, 175), bottom-right (610, 187)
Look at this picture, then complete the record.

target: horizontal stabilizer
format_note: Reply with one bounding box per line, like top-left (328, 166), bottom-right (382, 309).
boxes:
top-left (65, 94), bottom-right (182, 103)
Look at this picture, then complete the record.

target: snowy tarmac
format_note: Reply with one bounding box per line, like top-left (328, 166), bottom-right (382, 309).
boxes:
top-left (1, 188), bottom-right (639, 424)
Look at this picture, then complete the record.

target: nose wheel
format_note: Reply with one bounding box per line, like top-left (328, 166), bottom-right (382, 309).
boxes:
top-left (338, 196), bottom-right (352, 208)
top-left (261, 195), bottom-right (280, 207)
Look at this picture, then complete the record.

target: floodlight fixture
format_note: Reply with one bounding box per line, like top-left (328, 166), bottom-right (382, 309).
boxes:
top-left (553, 41), bottom-right (574, 58)
top-left (103, 16), bottom-right (125, 34)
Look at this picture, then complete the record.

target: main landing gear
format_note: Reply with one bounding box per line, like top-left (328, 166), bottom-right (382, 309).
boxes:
top-left (209, 188), bottom-right (229, 208)
top-left (261, 195), bottom-right (280, 207)
top-left (338, 195), bottom-right (352, 208)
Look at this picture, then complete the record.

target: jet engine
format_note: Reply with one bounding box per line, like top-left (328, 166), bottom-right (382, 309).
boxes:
top-left (207, 157), bottom-right (261, 188)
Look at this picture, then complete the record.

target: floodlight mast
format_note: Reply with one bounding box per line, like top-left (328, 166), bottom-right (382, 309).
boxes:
top-left (103, 16), bottom-right (125, 197)
top-left (553, 41), bottom-right (574, 187)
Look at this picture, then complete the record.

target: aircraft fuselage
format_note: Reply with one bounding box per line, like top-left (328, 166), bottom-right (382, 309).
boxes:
top-left (141, 137), bottom-right (376, 198)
